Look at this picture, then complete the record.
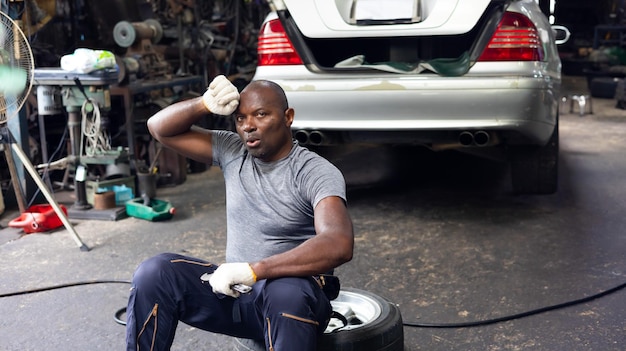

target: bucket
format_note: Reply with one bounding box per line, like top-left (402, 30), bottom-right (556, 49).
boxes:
top-left (8, 204), bottom-right (68, 234)
top-left (93, 190), bottom-right (116, 210)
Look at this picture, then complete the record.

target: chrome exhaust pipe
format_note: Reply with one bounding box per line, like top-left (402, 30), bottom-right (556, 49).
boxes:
top-left (459, 131), bottom-right (474, 146)
top-left (459, 130), bottom-right (492, 147)
top-left (294, 130), bottom-right (309, 144)
top-left (308, 130), bottom-right (326, 145)
top-left (473, 130), bottom-right (490, 146)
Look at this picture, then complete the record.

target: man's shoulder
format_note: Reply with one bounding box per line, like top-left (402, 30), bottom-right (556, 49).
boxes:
top-left (290, 145), bottom-right (346, 204)
top-left (291, 144), bottom-right (333, 167)
top-left (212, 130), bottom-right (245, 167)
top-left (290, 145), bottom-right (342, 177)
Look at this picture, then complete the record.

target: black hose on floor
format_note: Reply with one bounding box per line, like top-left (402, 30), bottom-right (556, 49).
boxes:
top-left (402, 280), bottom-right (626, 328)
top-left (1, 279), bottom-right (624, 329)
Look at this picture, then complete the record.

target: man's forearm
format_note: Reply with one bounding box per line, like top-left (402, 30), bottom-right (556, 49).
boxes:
top-left (147, 97), bottom-right (208, 139)
top-left (251, 231), bottom-right (353, 280)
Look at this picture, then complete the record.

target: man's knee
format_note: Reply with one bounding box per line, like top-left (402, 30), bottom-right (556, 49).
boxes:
top-left (132, 253), bottom-right (179, 288)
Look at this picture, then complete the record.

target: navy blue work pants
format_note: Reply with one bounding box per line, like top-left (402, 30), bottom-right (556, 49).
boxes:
top-left (125, 253), bottom-right (332, 351)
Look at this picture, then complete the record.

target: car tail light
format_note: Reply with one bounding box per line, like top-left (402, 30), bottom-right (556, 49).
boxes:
top-left (478, 12), bottom-right (544, 62)
top-left (257, 18), bottom-right (303, 66)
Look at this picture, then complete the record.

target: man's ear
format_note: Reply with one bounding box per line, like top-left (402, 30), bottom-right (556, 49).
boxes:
top-left (284, 107), bottom-right (295, 127)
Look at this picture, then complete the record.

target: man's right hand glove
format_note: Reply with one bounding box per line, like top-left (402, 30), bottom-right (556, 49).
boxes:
top-left (202, 75), bottom-right (240, 115)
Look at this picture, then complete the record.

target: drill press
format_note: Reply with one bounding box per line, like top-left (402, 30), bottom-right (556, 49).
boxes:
top-left (33, 67), bottom-right (130, 220)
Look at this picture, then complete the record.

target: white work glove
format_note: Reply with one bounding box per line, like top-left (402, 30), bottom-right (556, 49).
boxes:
top-left (209, 262), bottom-right (257, 298)
top-left (202, 75), bottom-right (240, 115)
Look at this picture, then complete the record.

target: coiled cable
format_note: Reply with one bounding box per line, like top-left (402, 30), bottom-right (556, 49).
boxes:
top-left (80, 98), bottom-right (110, 157)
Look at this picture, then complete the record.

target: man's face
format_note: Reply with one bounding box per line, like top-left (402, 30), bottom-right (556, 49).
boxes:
top-left (234, 85), bottom-right (294, 162)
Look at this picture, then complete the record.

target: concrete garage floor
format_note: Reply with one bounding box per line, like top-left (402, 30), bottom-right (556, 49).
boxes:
top-left (0, 76), bottom-right (625, 350)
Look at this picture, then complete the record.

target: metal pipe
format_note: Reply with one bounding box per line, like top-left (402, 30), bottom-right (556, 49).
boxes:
top-left (459, 131), bottom-right (474, 146)
top-left (11, 142), bottom-right (89, 251)
top-left (308, 130), bottom-right (325, 145)
top-left (473, 130), bottom-right (490, 146)
top-left (294, 130), bottom-right (309, 144)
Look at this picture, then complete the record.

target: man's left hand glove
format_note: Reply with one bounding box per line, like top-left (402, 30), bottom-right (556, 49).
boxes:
top-left (209, 262), bottom-right (257, 298)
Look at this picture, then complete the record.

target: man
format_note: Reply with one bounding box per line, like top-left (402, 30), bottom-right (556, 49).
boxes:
top-left (125, 76), bottom-right (354, 351)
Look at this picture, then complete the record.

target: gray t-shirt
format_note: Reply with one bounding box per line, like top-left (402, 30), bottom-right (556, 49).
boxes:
top-left (212, 130), bottom-right (347, 263)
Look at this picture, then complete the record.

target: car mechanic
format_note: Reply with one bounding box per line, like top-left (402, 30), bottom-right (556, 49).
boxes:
top-left (125, 75), bottom-right (355, 351)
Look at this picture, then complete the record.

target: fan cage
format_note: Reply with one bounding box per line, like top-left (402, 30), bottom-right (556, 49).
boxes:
top-left (0, 11), bottom-right (34, 125)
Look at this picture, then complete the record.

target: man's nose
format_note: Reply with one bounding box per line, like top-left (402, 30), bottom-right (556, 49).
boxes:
top-left (241, 116), bottom-right (256, 132)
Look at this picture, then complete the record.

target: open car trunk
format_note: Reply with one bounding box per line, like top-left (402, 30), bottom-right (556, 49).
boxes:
top-left (275, 0), bottom-right (513, 75)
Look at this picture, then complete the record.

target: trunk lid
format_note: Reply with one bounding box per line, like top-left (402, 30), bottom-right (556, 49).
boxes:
top-left (280, 0), bottom-right (502, 37)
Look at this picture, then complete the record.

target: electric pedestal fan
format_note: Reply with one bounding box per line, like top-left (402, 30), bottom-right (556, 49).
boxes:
top-left (0, 11), bottom-right (88, 251)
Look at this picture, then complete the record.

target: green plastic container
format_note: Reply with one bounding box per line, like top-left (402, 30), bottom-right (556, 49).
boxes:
top-left (125, 198), bottom-right (175, 221)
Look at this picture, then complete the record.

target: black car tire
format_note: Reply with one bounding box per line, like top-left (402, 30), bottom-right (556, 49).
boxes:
top-left (234, 288), bottom-right (404, 351)
top-left (510, 121), bottom-right (559, 194)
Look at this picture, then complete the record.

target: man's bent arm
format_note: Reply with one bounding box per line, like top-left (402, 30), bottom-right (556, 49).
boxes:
top-left (251, 196), bottom-right (354, 279)
top-left (147, 97), bottom-right (215, 164)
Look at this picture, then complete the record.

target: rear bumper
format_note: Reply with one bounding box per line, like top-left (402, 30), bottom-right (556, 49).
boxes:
top-left (253, 65), bottom-right (560, 146)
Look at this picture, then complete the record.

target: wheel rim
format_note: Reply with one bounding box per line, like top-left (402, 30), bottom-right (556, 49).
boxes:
top-left (324, 290), bottom-right (382, 333)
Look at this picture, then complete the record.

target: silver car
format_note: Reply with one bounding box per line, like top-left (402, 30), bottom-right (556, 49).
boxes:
top-left (252, 0), bottom-right (569, 194)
